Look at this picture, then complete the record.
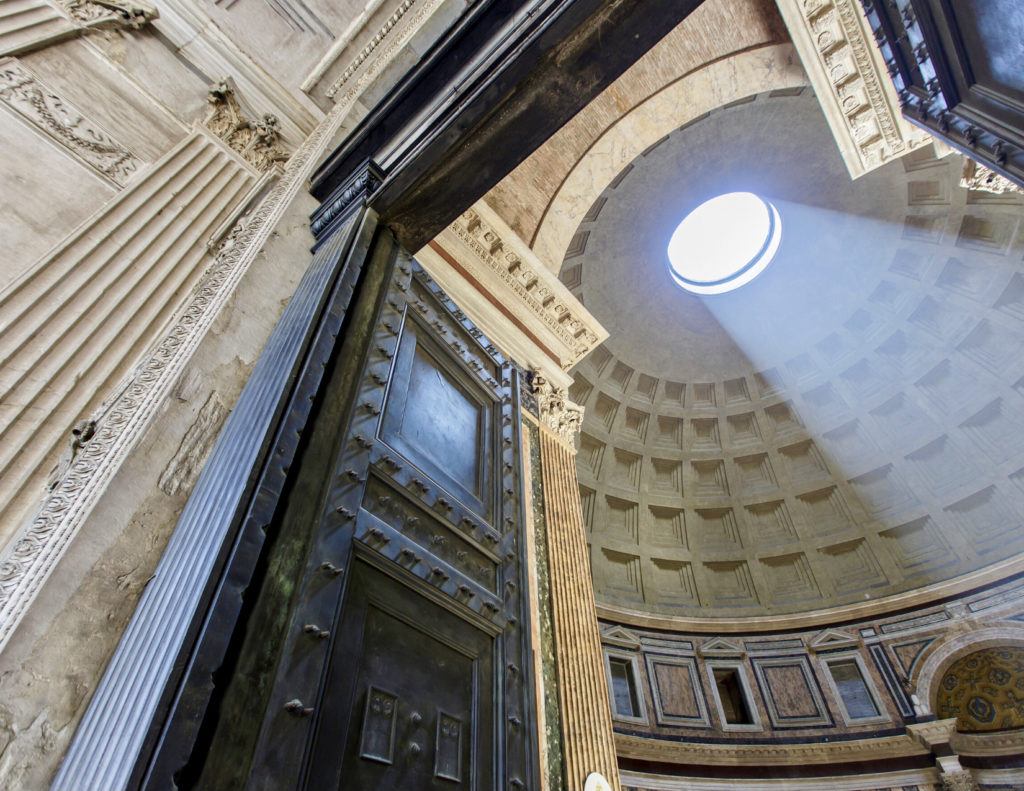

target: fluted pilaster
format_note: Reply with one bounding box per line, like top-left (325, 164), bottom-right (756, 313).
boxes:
top-left (537, 381), bottom-right (620, 790)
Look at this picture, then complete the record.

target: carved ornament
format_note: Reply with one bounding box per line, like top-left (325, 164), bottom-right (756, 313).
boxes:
top-left (615, 729), bottom-right (929, 766)
top-left (531, 369), bottom-right (584, 449)
top-left (940, 769), bottom-right (979, 791)
top-left (961, 157), bottom-right (1024, 195)
top-left (57, 0), bottom-right (157, 28)
top-left (0, 78), bottom-right (365, 652)
top-left (0, 0), bottom-right (459, 655)
top-left (451, 207), bottom-right (602, 369)
top-left (907, 718), bottom-right (957, 751)
top-left (326, 0), bottom-right (416, 99)
top-left (204, 79), bottom-right (290, 173)
top-left (0, 57), bottom-right (141, 185)
top-left (776, 0), bottom-right (930, 178)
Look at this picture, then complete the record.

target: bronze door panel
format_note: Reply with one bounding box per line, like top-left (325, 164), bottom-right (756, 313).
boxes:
top-left (308, 561), bottom-right (493, 790)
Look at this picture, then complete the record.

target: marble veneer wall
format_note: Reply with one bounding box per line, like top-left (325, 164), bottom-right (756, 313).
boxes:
top-left (602, 573), bottom-right (1024, 789)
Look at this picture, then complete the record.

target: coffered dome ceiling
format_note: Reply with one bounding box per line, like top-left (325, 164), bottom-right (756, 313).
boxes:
top-left (563, 89), bottom-right (1024, 620)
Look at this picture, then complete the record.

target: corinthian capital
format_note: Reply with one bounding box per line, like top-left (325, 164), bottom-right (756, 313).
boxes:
top-left (531, 369), bottom-right (584, 449)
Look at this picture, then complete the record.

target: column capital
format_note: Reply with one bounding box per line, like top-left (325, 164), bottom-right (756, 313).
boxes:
top-left (531, 369), bottom-right (584, 449)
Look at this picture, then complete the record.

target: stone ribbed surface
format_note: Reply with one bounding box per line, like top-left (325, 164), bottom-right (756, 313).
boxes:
top-left (0, 0), bottom-right (72, 56)
top-left (0, 127), bottom-right (257, 541)
top-left (540, 426), bottom-right (621, 790)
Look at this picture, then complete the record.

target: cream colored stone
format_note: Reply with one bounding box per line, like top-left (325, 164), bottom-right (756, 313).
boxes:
top-left (417, 199), bottom-right (608, 390)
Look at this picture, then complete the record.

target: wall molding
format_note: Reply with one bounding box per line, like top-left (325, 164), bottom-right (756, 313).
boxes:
top-left (0, 0), bottom-right (156, 57)
top-left (615, 729), bottom-right (930, 766)
top-left (417, 200), bottom-right (607, 388)
top-left (0, 56), bottom-right (142, 185)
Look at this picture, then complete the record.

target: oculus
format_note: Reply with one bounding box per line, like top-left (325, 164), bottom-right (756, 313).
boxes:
top-left (668, 191), bottom-right (781, 295)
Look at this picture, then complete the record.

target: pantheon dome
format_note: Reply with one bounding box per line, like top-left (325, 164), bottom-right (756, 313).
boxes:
top-left (566, 90), bottom-right (1024, 620)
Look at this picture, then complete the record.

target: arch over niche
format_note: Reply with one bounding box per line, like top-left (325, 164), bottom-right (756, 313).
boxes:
top-left (935, 646), bottom-right (1024, 732)
top-left (530, 43), bottom-right (807, 271)
top-left (913, 625), bottom-right (1024, 719)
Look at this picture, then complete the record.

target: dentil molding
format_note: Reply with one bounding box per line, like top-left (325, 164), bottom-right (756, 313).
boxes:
top-left (417, 200), bottom-right (607, 394)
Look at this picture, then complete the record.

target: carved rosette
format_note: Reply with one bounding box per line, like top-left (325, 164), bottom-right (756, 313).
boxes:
top-left (961, 157), bottom-right (1024, 195)
top-left (531, 370), bottom-right (584, 449)
top-left (204, 80), bottom-right (290, 173)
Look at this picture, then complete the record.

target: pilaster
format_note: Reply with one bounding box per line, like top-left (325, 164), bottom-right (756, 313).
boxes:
top-left (534, 375), bottom-right (620, 791)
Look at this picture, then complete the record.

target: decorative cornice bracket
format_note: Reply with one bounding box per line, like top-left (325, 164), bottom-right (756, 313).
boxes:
top-left (203, 78), bottom-right (291, 174)
top-left (775, 0), bottom-right (932, 178)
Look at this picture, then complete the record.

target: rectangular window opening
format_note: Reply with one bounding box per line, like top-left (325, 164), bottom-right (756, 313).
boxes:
top-left (828, 659), bottom-right (879, 720)
top-left (713, 668), bottom-right (753, 725)
top-left (609, 657), bottom-right (639, 718)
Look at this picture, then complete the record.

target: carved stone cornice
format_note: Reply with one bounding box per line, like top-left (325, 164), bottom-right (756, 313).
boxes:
top-left (57, 0), bottom-right (157, 29)
top-left (325, 0), bottom-right (416, 99)
top-left (204, 79), bottom-right (290, 173)
top-left (0, 57), bottom-right (141, 185)
top-left (961, 157), bottom-right (1024, 195)
top-left (531, 369), bottom-right (584, 449)
top-left (775, 0), bottom-right (931, 178)
top-left (940, 769), bottom-right (979, 791)
top-left (417, 199), bottom-right (606, 399)
top-left (907, 718), bottom-right (957, 750)
top-left (952, 727), bottom-right (1024, 758)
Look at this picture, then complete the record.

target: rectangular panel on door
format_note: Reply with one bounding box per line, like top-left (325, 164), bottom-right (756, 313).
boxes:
top-left (308, 560), bottom-right (493, 791)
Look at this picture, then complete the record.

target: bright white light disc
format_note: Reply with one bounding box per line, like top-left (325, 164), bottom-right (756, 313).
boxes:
top-left (668, 191), bottom-right (781, 295)
top-left (585, 772), bottom-right (612, 791)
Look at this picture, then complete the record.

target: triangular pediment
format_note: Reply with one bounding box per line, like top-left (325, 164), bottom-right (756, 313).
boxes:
top-left (808, 629), bottom-right (859, 652)
top-left (600, 625), bottom-right (642, 649)
top-left (698, 637), bottom-right (744, 658)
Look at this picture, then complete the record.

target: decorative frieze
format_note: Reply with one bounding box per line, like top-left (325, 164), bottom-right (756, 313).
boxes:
top-left (0, 0), bottom-right (455, 657)
top-left (324, 0), bottom-right (416, 99)
top-left (204, 79), bottom-right (290, 173)
top-left (775, 0), bottom-right (931, 178)
top-left (532, 370), bottom-right (584, 449)
top-left (961, 158), bottom-right (1024, 195)
top-left (452, 206), bottom-right (601, 364)
top-left (0, 125), bottom-right (258, 651)
top-left (0, 57), bottom-right (141, 185)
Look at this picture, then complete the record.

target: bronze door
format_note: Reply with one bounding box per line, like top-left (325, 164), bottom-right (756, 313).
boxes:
top-left (235, 240), bottom-right (536, 791)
